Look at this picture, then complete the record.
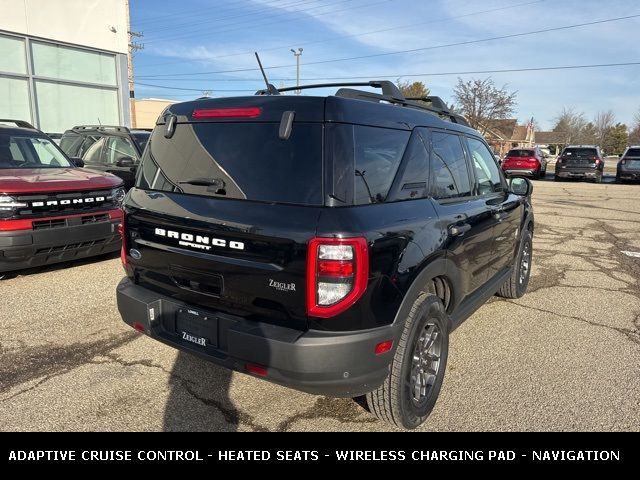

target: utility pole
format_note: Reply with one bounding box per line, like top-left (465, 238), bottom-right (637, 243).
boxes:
top-left (125, 0), bottom-right (144, 128)
top-left (290, 48), bottom-right (303, 95)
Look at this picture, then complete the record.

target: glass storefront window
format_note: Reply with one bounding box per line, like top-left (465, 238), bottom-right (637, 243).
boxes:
top-left (0, 77), bottom-right (31, 123)
top-left (35, 81), bottom-right (118, 133)
top-left (0, 35), bottom-right (26, 74)
top-left (31, 41), bottom-right (117, 86)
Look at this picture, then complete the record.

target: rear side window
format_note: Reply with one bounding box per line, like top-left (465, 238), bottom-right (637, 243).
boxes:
top-left (354, 126), bottom-right (409, 205)
top-left (430, 132), bottom-right (471, 200)
top-left (507, 149), bottom-right (535, 157)
top-left (391, 130), bottom-right (429, 201)
top-left (563, 148), bottom-right (598, 158)
top-left (624, 148), bottom-right (640, 157)
top-left (138, 122), bottom-right (323, 205)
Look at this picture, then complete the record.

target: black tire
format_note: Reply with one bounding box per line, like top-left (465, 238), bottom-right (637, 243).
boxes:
top-left (616, 175), bottom-right (624, 184)
top-left (554, 175), bottom-right (562, 181)
top-left (540, 168), bottom-right (546, 178)
top-left (497, 228), bottom-right (532, 299)
top-left (594, 172), bottom-right (602, 184)
top-left (366, 293), bottom-right (449, 429)
top-left (533, 169), bottom-right (541, 180)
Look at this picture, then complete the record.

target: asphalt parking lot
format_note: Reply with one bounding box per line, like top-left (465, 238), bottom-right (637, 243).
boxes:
top-left (1, 174), bottom-right (639, 432)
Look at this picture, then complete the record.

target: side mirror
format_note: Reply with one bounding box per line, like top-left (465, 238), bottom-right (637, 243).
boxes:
top-left (70, 157), bottom-right (85, 168)
top-left (509, 176), bottom-right (533, 196)
top-left (116, 156), bottom-right (136, 167)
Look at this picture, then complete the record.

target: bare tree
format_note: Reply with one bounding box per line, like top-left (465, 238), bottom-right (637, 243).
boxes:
top-left (630, 108), bottom-right (640, 144)
top-left (552, 107), bottom-right (587, 144)
top-left (452, 77), bottom-right (517, 132)
top-left (593, 110), bottom-right (616, 146)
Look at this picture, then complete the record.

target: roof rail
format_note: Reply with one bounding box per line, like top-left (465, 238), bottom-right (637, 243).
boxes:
top-left (255, 81), bottom-right (470, 127)
top-left (0, 119), bottom-right (36, 129)
top-left (71, 125), bottom-right (131, 133)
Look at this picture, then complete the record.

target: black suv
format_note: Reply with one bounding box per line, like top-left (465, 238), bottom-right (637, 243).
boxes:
top-left (555, 145), bottom-right (605, 183)
top-left (116, 81), bottom-right (534, 429)
top-left (59, 126), bottom-right (151, 190)
top-left (616, 146), bottom-right (640, 183)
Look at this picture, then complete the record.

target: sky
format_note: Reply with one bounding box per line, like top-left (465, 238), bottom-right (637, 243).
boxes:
top-left (130, 0), bottom-right (640, 130)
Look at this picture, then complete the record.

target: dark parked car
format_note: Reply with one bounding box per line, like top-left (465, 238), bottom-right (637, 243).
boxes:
top-left (555, 145), bottom-right (605, 183)
top-left (0, 120), bottom-right (124, 276)
top-left (115, 81), bottom-right (534, 429)
top-left (59, 126), bottom-right (151, 190)
top-left (616, 146), bottom-right (640, 183)
top-left (501, 147), bottom-right (547, 179)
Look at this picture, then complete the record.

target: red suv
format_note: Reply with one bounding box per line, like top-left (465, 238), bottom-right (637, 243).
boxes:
top-left (501, 147), bottom-right (547, 179)
top-left (1, 120), bottom-right (124, 276)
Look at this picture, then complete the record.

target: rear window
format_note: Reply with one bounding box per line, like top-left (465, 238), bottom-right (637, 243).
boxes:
top-left (137, 122), bottom-right (323, 205)
top-left (59, 132), bottom-right (84, 156)
top-left (624, 148), bottom-right (640, 157)
top-left (563, 148), bottom-right (597, 158)
top-left (507, 149), bottom-right (535, 157)
top-left (132, 132), bottom-right (150, 152)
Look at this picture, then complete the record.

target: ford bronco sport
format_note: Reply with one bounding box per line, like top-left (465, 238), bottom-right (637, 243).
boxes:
top-left (116, 81), bottom-right (534, 429)
top-left (0, 120), bottom-right (124, 275)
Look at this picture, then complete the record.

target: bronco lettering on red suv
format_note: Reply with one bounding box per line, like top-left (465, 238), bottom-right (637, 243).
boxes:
top-left (116, 81), bottom-right (534, 429)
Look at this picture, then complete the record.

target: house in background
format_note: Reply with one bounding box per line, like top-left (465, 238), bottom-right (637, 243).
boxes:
top-left (482, 119), bottom-right (535, 156)
top-left (533, 131), bottom-right (569, 155)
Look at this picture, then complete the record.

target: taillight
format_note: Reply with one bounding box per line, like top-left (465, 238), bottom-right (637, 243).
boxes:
top-left (192, 107), bottom-right (262, 119)
top-left (118, 218), bottom-right (127, 269)
top-left (594, 158), bottom-right (602, 166)
top-left (306, 237), bottom-right (369, 318)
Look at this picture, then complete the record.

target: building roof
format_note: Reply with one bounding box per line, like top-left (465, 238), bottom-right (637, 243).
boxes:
top-left (512, 125), bottom-right (529, 142)
top-left (535, 131), bottom-right (569, 144)
top-left (484, 119), bottom-right (518, 140)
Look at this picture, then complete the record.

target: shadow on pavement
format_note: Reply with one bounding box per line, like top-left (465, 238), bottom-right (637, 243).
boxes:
top-left (164, 351), bottom-right (239, 431)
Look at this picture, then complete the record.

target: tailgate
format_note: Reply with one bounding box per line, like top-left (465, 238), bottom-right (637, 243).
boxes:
top-left (125, 189), bottom-right (320, 329)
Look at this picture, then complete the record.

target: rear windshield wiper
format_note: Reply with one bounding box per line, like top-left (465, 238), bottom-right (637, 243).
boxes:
top-left (179, 177), bottom-right (225, 188)
top-left (179, 177), bottom-right (227, 195)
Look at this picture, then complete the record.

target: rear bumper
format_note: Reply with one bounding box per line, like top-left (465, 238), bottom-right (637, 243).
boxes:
top-left (0, 211), bottom-right (121, 273)
top-left (116, 277), bottom-right (399, 397)
top-left (503, 168), bottom-right (537, 177)
top-left (555, 166), bottom-right (600, 178)
top-left (617, 170), bottom-right (640, 180)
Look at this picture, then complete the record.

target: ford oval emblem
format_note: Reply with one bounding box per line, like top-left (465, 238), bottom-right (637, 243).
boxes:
top-left (129, 248), bottom-right (142, 260)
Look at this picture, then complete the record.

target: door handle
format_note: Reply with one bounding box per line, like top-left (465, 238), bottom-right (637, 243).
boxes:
top-left (449, 223), bottom-right (471, 236)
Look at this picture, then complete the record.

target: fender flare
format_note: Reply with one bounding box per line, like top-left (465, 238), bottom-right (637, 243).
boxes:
top-left (391, 257), bottom-right (462, 331)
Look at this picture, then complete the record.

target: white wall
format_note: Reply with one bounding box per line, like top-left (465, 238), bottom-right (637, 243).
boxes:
top-left (0, 0), bottom-right (128, 53)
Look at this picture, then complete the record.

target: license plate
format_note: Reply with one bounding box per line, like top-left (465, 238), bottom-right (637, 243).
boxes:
top-left (176, 308), bottom-right (217, 347)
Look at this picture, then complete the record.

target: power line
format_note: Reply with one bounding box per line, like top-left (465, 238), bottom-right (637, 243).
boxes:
top-left (143, 0), bottom-right (389, 45)
top-left (135, 81), bottom-right (255, 92)
top-left (137, 13), bottom-right (640, 78)
top-left (144, 0), bottom-right (352, 34)
top-left (133, 0), bottom-right (284, 27)
top-left (138, 0), bottom-right (544, 68)
top-left (135, 61), bottom-right (640, 92)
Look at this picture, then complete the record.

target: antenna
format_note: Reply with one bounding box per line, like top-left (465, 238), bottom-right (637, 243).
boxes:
top-left (254, 52), bottom-right (279, 95)
top-left (97, 117), bottom-right (102, 126)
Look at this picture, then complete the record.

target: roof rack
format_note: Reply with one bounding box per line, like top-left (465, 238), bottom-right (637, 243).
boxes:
top-left (255, 81), bottom-right (470, 127)
top-left (0, 119), bottom-right (36, 129)
top-left (71, 125), bottom-right (131, 133)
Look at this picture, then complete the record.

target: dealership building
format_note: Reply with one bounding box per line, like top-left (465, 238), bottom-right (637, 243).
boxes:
top-left (0, 0), bottom-right (130, 133)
